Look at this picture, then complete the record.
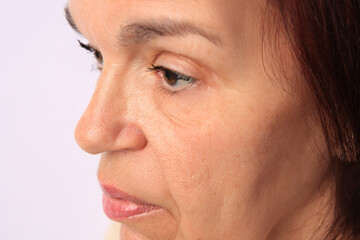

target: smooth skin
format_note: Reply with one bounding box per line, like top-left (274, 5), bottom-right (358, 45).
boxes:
top-left (69, 0), bottom-right (333, 239)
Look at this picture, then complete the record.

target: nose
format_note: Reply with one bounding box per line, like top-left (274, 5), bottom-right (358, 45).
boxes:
top-left (74, 74), bottom-right (147, 155)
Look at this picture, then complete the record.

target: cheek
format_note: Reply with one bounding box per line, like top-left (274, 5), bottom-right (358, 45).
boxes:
top-left (149, 92), bottom-right (257, 215)
top-left (153, 84), bottom-right (314, 214)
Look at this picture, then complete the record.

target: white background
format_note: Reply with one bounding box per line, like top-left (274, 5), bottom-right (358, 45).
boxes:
top-left (0, 0), bottom-right (111, 239)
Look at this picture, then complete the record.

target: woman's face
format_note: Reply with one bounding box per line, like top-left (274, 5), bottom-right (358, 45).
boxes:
top-left (69, 0), bottom-right (328, 239)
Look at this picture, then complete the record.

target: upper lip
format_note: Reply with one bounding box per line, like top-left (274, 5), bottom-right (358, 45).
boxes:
top-left (100, 184), bottom-right (156, 206)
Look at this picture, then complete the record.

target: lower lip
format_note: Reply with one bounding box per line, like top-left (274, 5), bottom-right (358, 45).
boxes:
top-left (102, 194), bottom-right (161, 220)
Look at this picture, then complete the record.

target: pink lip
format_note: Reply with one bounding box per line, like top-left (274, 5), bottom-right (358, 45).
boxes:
top-left (100, 184), bottom-right (161, 220)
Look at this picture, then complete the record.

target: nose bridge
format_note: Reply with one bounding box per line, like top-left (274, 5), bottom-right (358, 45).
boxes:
top-left (74, 67), bottom-right (147, 154)
top-left (87, 68), bottom-right (127, 130)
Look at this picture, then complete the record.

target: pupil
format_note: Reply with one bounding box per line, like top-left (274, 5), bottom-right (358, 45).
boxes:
top-left (165, 70), bottom-right (178, 86)
top-left (95, 51), bottom-right (102, 62)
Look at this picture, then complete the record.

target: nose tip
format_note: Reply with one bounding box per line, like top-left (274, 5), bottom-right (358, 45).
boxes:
top-left (74, 103), bottom-right (147, 155)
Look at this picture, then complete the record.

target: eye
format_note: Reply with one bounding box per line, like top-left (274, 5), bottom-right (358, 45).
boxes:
top-left (147, 65), bottom-right (197, 93)
top-left (78, 40), bottom-right (103, 70)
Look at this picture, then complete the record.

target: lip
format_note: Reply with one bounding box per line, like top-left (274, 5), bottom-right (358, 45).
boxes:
top-left (100, 184), bottom-right (161, 220)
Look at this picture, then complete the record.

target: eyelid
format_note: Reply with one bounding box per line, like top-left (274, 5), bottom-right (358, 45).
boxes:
top-left (147, 64), bottom-right (195, 79)
top-left (152, 53), bottom-right (202, 80)
top-left (147, 64), bottom-right (198, 87)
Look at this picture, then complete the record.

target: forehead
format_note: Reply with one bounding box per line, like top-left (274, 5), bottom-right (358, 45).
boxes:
top-left (67, 0), bottom-right (263, 46)
top-left (68, 1), bottom-right (206, 39)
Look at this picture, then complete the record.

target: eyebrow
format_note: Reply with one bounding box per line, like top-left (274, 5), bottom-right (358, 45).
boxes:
top-left (64, 5), bottom-right (80, 34)
top-left (64, 5), bottom-right (222, 47)
top-left (118, 20), bottom-right (222, 46)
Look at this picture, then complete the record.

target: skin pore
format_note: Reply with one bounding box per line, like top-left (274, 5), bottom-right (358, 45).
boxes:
top-left (68, 0), bottom-right (334, 239)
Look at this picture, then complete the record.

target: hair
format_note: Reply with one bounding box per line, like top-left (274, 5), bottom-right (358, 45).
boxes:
top-left (266, 0), bottom-right (360, 239)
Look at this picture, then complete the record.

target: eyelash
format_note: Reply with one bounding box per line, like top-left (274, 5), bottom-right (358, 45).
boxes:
top-left (147, 65), bottom-right (198, 96)
top-left (78, 40), bottom-right (103, 70)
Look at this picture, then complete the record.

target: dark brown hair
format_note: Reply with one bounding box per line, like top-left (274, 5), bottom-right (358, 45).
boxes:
top-left (267, 0), bottom-right (360, 239)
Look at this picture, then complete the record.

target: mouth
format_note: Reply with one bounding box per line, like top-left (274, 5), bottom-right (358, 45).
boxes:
top-left (100, 184), bottom-right (161, 220)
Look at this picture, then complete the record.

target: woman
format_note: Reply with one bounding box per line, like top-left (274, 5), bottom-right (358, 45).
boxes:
top-left (65, 0), bottom-right (359, 239)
